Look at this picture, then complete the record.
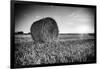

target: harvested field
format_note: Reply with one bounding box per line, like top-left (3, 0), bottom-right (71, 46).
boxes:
top-left (14, 34), bottom-right (95, 67)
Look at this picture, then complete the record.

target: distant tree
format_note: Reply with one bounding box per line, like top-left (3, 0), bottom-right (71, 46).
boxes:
top-left (27, 32), bottom-right (31, 34)
top-left (18, 31), bottom-right (24, 34)
top-left (88, 33), bottom-right (94, 36)
top-left (15, 31), bottom-right (24, 34)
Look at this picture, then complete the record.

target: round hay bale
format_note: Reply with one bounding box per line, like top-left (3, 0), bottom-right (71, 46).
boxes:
top-left (30, 17), bottom-right (59, 43)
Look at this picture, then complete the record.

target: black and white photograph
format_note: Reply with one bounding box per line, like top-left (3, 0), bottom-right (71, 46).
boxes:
top-left (11, 1), bottom-right (96, 68)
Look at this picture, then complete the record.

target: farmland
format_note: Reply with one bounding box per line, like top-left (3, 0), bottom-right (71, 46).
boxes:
top-left (14, 34), bottom-right (95, 67)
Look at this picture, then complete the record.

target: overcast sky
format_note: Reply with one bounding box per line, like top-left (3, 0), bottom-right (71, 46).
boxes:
top-left (15, 3), bottom-right (95, 34)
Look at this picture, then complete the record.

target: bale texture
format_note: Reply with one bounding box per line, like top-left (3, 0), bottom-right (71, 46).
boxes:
top-left (30, 17), bottom-right (59, 43)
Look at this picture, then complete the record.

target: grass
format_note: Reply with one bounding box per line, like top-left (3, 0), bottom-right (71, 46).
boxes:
top-left (14, 34), bottom-right (95, 67)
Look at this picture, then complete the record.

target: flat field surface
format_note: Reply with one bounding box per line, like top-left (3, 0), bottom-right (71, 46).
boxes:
top-left (14, 34), bottom-right (95, 67)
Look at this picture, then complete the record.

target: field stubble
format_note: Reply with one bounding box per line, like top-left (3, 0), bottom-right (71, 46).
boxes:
top-left (14, 34), bottom-right (95, 67)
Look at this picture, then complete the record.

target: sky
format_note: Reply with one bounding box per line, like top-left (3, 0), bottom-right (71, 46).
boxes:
top-left (15, 3), bottom-right (95, 34)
